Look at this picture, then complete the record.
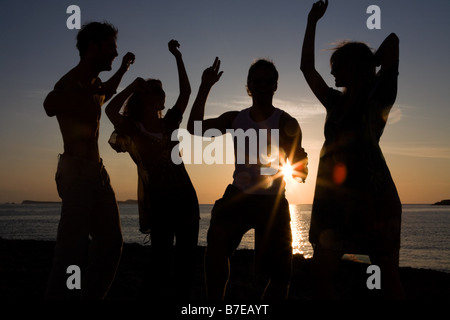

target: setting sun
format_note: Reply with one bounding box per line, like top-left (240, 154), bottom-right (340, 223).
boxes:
top-left (282, 159), bottom-right (294, 181)
top-left (278, 157), bottom-right (308, 185)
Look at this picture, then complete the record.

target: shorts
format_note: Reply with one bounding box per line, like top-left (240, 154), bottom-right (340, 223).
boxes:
top-left (46, 153), bottom-right (122, 299)
top-left (208, 184), bottom-right (292, 281)
top-left (54, 153), bottom-right (122, 250)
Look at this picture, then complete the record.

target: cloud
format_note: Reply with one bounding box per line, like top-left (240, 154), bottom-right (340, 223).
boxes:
top-left (383, 143), bottom-right (450, 160)
top-left (273, 97), bottom-right (325, 121)
top-left (201, 97), bottom-right (249, 118)
top-left (201, 95), bottom-right (326, 120)
top-left (385, 106), bottom-right (402, 125)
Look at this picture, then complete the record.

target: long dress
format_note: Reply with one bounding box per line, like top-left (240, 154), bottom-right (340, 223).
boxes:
top-left (309, 63), bottom-right (401, 262)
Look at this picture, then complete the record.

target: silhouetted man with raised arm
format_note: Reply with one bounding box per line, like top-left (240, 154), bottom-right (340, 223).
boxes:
top-left (188, 58), bottom-right (308, 299)
top-left (43, 22), bottom-right (134, 299)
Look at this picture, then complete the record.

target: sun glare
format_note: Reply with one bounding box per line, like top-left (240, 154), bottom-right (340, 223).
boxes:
top-left (281, 159), bottom-right (294, 181)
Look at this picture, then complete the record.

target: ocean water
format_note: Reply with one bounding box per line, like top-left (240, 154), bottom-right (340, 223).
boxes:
top-left (0, 203), bottom-right (449, 273)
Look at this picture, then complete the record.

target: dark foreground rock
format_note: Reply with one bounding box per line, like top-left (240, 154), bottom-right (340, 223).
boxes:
top-left (1, 238), bottom-right (449, 301)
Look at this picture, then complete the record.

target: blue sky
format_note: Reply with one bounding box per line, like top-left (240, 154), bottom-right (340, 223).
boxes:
top-left (0, 0), bottom-right (449, 204)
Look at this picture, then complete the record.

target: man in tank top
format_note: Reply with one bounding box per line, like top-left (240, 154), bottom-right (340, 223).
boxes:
top-left (188, 58), bottom-right (308, 299)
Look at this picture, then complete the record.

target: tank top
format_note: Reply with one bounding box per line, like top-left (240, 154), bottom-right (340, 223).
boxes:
top-left (231, 107), bottom-right (285, 195)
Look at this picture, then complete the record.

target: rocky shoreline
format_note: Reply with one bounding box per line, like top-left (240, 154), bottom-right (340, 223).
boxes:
top-left (433, 199), bottom-right (450, 205)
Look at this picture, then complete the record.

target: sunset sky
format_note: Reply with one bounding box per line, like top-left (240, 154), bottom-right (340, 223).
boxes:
top-left (0, 0), bottom-right (449, 205)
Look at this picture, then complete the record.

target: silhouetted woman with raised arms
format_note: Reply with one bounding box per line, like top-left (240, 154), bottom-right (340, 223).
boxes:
top-left (301, 0), bottom-right (404, 299)
top-left (106, 40), bottom-right (199, 300)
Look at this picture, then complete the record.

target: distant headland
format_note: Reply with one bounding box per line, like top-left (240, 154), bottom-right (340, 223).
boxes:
top-left (20, 199), bottom-right (138, 205)
top-left (21, 200), bottom-right (60, 204)
top-left (433, 199), bottom-right (450, 205)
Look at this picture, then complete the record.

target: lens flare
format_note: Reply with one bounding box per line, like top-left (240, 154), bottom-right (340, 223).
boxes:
top-left (277, 157), bottom-right (307, 183)
top-left (281, 159), bottom-right (294, 180)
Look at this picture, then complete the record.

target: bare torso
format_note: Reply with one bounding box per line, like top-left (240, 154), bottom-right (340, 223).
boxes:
top-left (45, 66), bottom-right (105, 162)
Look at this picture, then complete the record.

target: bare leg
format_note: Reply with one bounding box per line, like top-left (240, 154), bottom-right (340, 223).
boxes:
top-left (370, 254), bottom-right (405, 299)
top-left (204, 242), bottom-right (230, 300)
top-left (262, 279), bottom-right (290, 300)
top-left (311, 247), bottom-right (342, 299)
top-left (204, 225), bottom-right (231, 300)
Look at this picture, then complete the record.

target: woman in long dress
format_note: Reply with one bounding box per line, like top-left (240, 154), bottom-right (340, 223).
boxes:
top-left (300, 0), bottom-right (404, 299)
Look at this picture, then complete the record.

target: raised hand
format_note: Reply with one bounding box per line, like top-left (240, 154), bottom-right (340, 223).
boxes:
top-left (201, 57), bottom-right (223, 88)
top-left (121, 52), bottom-right (135, 71)
top-left (308, 0), bottom-right (328, 23)
top-left (168, 39), bottom-right (182, 58)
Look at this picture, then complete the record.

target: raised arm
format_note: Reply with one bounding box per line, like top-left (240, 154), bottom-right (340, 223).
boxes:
top-left (105, 77), bottom-right (148, 129)
top-left (373, 33), bottom-right (400, 106)
top-left (101, 52), bottom-right (135, 102)
top-left (44, 52), bottom-right (134, 117)
top-left (168, 40), bottom-right (191, 114)
top-left (375, 33), bottom-right (399, 73)
top-left (187, 57), bottom-right (229, 135)
top-left (300, 0), bottom-right (329, 106)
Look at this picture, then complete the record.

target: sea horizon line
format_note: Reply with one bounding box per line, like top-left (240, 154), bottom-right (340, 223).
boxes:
top-left (3, 199), bottom-right (449, 206)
